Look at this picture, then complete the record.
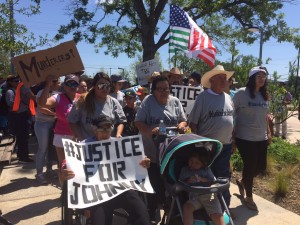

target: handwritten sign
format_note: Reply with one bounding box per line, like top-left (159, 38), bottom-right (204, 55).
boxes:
top-left (171, 85), bottom-right (203, 116)
top-left (62, 135), bottom-right (154, 209)
top-left (12, 40), bottom-right (84, 87)
top-left (136, 59), bottom-right (160, 85)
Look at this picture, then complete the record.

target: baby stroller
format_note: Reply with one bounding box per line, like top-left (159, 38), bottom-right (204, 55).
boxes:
top-left (159, 133), bottom-right (234, 225)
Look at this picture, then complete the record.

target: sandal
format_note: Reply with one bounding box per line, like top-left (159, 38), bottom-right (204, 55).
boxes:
top-left (236, 179), bottom-right (245, 198)
top-left (244, 197), bottom-right (258, 211)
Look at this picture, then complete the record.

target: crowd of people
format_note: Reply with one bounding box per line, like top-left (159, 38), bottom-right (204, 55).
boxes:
top-left (0, 64), bottom-right (295, 225)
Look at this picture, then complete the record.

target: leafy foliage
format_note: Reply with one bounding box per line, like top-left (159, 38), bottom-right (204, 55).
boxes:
top-left (55, 0), bottom-right (299, 61)
top-left (268, 137), bottom-right (300, 166)
top-left (0, 0), bottom-right (50, 77)
top-left (232, 137), bottom-right (300, 172)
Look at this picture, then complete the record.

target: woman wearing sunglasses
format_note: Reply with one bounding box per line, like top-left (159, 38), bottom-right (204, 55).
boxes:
top-left (39, 74), bottom-right (81, 185)
top-left (67, 72), bottom-right (126, 141)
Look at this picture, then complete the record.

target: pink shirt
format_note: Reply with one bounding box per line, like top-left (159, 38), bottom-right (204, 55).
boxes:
top-left (52, 93), bottom-right (79, 135)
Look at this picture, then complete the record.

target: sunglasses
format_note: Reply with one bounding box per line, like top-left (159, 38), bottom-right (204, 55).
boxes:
top-left (12, 79), bottom-right (20, 83)
top-left (96, 127), bottom-right (113, 132)
top-left (52, 79), bottom-right (58, 83)
top-left (65, 82), bottom-right (79, 88)
top-left (97, 83), bottom-right (111, 90)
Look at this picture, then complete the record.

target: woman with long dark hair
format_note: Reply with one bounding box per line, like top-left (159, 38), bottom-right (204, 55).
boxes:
top-left (67, 72), bottom-right (126, 140)
top-left (233, 66), bottom-right (271, 211)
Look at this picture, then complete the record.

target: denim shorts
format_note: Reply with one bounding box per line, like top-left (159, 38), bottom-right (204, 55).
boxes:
top-left (53, 134), bottom-right (73, 148)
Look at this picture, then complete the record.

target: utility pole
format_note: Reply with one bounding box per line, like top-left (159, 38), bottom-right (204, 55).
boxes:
top-left (294, 47), bottom-right (300, 99)
top-left (9, 0), bottom-right (15, 75)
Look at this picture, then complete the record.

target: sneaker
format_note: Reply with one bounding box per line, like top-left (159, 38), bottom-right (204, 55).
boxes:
top-left (19, 157), bottom-right (34, 164)
top-left (46, 169), bottom-right (58, 179)
top-left (36, 174), bottom-right (48, 185)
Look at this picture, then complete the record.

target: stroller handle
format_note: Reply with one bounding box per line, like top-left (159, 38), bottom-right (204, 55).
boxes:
top-left (173, 177), bottom-right (230, 195)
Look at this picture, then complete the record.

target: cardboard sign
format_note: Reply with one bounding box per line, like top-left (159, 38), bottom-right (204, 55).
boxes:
top-left (12, 40), bottom-right (84, 87)
top-left (171, 85), bottom-right (203, 116)
top-left (62, 135), bottom-right (154, 209)
top-left (136, 59), bottom-right (160, 85)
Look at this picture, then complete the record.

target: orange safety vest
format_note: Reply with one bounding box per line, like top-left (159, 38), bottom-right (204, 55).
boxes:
top-left (12, 82), bottom-right (36, 116)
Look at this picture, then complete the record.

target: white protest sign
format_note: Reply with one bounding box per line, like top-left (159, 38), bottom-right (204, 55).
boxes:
top-left (170, 85), bottom-right (203, 116)
top-left (62, 135), bottom-right (154, 209)
top-left (136, 59), bottom-right (160, 85)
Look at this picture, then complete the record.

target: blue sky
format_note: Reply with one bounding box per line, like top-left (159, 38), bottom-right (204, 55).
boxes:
top-left (15, 1), bottom-right (300, 81)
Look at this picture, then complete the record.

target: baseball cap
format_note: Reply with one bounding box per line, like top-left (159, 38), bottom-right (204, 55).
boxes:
top-left (136, 87), bottom-right (149, 95)
top-left (92, 115), bottom-right (114, 128)
top-left (111, 75), bottom-right (126, 82)
top-left (249, 66), bottom-right (267, 77)
top-left (64, 74), bottom-right (79, 83)
top-left (124, 89), bottom-right (136, 97)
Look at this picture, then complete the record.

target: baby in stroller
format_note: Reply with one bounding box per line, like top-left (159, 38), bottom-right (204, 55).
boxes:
top-left (179, 148), bottom-right (225, 225)
top-left (159, 133), bottom-right (233, 225)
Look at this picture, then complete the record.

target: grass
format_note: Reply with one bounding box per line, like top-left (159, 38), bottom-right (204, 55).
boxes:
top-left (231, 137), bottom-right (300, 197)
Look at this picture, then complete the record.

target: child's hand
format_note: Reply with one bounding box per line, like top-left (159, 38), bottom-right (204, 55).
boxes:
top-left (61, 169), bottom-right (75, 180)
top-left (139, 156), bottom-right (151, 168)
top-left (188, 176), bottom-right (198, 183)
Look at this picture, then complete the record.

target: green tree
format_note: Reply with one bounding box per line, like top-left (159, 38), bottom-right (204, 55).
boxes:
top-left (0, 0), bottom-right (50, 76)
top-left (55, 0), bottom-right (299, 62)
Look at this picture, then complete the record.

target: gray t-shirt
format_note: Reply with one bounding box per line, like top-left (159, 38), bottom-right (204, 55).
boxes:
top-left (135, 94), bottom-right (187, 163)
top-left (188, 90), bottom-right (234, 144)
top-left (179, 166), bottom-right (214, 183)
top-left (67, 95), bottom-right (126, 139)
top-left (232, 87), bottom-right (268, 141)
top-left (110, 91), bottom-right (125, 107)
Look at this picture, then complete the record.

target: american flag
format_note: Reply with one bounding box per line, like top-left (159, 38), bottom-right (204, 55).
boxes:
top-left (169, 4), bottom-right (217, 68)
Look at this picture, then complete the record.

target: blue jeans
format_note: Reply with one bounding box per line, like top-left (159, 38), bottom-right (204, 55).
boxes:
top-left (34, 120), bottom-right (55, 175)
top-left (210, 143), bottom-right (232, 207)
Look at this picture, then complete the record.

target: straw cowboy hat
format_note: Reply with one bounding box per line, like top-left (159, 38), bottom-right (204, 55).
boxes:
top-left (147, 71), bottom-right (161, 82)
top-left (201, 65), bottom-right (234, 88)
top-left (169, 67), bottom-right (185, 76)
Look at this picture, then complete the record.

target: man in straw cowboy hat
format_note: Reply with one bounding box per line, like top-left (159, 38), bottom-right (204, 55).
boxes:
top-left (168, 67), bottom-right (185, 85)
top-left (188, 65), bottom-right (236, 218)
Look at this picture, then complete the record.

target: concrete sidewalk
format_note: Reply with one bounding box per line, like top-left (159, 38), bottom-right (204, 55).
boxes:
top-left (1, 158), bottom-right (300, 225)
top-left (0, 115), bottom-right (299, 225)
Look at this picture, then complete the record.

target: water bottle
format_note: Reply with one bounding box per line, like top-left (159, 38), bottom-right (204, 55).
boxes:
top-left (159, 120), bottom-right (166, 135)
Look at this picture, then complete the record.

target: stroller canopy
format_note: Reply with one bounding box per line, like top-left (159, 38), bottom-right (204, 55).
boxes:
top-left (160, 134), bottom-right (223, 176)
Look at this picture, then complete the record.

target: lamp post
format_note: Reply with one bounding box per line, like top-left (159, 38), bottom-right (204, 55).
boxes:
top-left (118, 67), bottom-right (125, 77)
top-left (248, 26), bottom-right (263, 65)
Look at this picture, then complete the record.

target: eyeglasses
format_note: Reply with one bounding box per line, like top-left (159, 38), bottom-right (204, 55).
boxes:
top-left (256, 74), bottom-right (267, 79)
top-left (96, 127), bottom-right (113, 132)
top-left (97, 83), bottom-right (111, 90)
top-left (155, 88), bottom-right (170, 93)
top-left (12, 79), bottom-right (20, 83)
top-left (65, 82), bottom-right (79, 88)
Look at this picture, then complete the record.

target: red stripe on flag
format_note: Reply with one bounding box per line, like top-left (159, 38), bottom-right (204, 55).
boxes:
top-left (190, 29), bottom-right (199, 51)
top-left (199, 54), bottom-right (215, 68)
